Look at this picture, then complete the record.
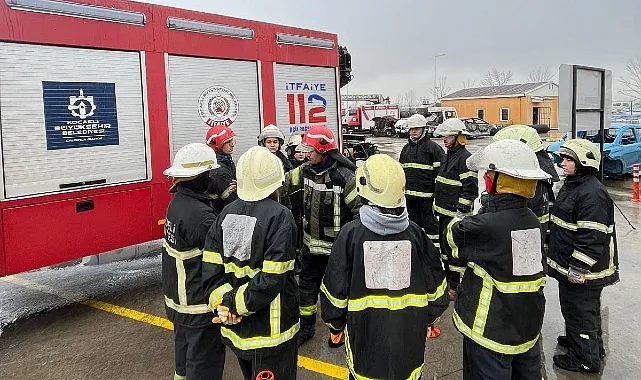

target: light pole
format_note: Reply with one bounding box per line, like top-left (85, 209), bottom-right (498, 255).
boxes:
top-left (434, 53), bottom-right (446, 101)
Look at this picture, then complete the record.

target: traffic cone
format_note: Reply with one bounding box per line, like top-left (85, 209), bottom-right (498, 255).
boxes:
top-left (633, 164), bottom-right (640, 203)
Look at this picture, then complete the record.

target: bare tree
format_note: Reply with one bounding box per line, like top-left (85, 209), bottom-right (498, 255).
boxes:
top-left (461, 79), bottom-right (476, 89)
top-left (432, 75), bottom-right (451, 100)
top-left (620, 56), bottom-right (641, 100)
top-left (481, 68), bottom-right (514, 86)
top-left (404, 90), bottom-right (418, 107)
top-left (395, 92), bottom-right (406, 107)
top-left (527, 67), bottom-right (555, 83)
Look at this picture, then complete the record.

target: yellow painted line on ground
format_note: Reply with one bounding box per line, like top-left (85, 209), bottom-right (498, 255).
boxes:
top-left (0, 276), bottom-right (349, 379)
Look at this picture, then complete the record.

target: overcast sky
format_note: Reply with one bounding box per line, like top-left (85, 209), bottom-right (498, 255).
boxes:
top-left (145, 0), bottom-right (641, 101)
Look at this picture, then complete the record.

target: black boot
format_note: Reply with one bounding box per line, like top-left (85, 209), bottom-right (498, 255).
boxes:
top-left (297, 319), bottom-right (316, 347)
top-left (557, 336), bottom-right (605, 358)
top-left (553, 354), bottom-right (600, 373)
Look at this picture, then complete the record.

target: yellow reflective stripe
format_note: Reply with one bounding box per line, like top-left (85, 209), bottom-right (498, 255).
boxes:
top-left (208, 283), bottom-right (233, 310)
top-left (547, 257), bottom-right (617, 280)
top-left (262, 260), bottom-right (295, 274)
top-left (344, 187), bottom-right (359, 206)
top-left (325, 321), bottom-right (342, 332)
top-left (300, 304), bottom-right (318, 316)
top-left (176, 259), bottom-right (188, 305)
top-left (433, 242), bottom-right (441, 248)
top-left (449, 265), bottom-right (466, 274)
top-left (291, 166), bottom-right (302, 186)
top-left (220, 321), bottom-right (299, 350)
top-left (550, 215), bottom-right (577, 231)
top-left (225, 262), bottom-right (260, 278)
top-left (453, 311), bottom-right (540, 355)
top-left (334, 186), bottom-right (341, 232)
top-left (163, 241), bottom-right (202, 261)
top-left (473, 277), bottom-right (493, 334)
top-left (571, 250), bottom-right (597, 267)
top-left (434, 205), bottom-right (456, 217)
top-left (320, 282), bottom-right (348, 308)
top-left (433, 161), bottom-right (441, 168)
top-left (174, 373), bottom-right (186, 380)
top-left (469, 263), bottom-right (545, 293)
top-left (407, 364), bottom-right (424, 380)
top-left (270, 294), bottom-right (281, 335)
top-left (164, 296), bottom-right (210, 315)
top-left (405, 190), bottom-right (434, 198)
top-left (446, 217), bottom-right (462, 259)
top-left (202, 250), bottom-right (223, 264)
top-left (303, 232), bottom-right (333, 255)
top-left (436, 176), bottom-right (462, 186)
top-left (348, 279), bottom-right (446, 312)
top-left (458, 197), bottom-right (473, 206)
top-left (221, 185), bottom-right (235, 200)
top-left (235, 282), bottom-right (250, 315)
top-left (459, 171), bottom-right (477, 180)
top-left (538, 213), bottom-right (550, 223)
top-left (426, 233), bottom-right (439, 241)
top-left (401, 162), bottom-right (435, 170)
top-left (577, 220), bottom-right (614, 234)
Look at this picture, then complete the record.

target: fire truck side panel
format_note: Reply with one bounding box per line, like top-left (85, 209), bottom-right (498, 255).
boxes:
top-left (3, 188), bottom-right (152, 275)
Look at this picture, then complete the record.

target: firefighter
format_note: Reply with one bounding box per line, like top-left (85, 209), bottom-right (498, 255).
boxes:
top-left (258, 124), bottom-right (294, 173)
top-left (285, 132), bottom-right (307, 169)
top-left (284, 132), bottom-right (306, 260)
top-left (433, 118), bottom-right (478, 299)
top-left (446, 139), bottom-right (551, 380)
top-left (285, 125), bottom-right (360, 346)
top-left (161, 143), bottom-right (225, 380)
top-left (399, 113), bottom-right (445, 249)
top-left (548, 138), bottom-right (619, 373)
top-left (202, 146), bottom-right (299, 380)
top-left (320, 154), bottom-right (448, 379)
top-left (206, 125), bottom-right (238, 213)
top-left (492, 125), bottom-right (560, 249)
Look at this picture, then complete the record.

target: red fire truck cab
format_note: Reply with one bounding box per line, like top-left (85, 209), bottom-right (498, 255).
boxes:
top-left (0, 0), bottom-right (342, 276)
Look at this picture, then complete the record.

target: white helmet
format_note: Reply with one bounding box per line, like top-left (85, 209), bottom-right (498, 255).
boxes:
top-left (164, 143), bottom-right (220, 178)
top-left (493, 125), bottom-right (544, 152)
top-left (466, 139), bottom-right (551, 180)
top-left (258, 124), bottom-right (285, 145)
top-left (286, 133), bottom-right (303, 149)
top-left (406, 114), bottom-right (427, 129)
top-left (236, 146), bottom-right (285, 201)
top-left (433, 118), bottom-right (470, 137)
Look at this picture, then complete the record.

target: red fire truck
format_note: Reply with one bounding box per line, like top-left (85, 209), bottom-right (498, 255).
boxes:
top-left (0, 0), bottom-right (344, 276)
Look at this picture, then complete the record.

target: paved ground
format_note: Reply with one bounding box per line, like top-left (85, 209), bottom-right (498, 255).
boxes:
top-left (1, 135), bottom-right (639, 379)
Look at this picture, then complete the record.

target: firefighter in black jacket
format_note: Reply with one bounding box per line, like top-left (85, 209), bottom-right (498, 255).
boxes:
top-left (258, 124), bottom-right (294, 173)
top-left (433, 118), bottom-right (478, 299)
top-left (162, 143), bottom-right (225, 380)
top-left (285, 125), bottom-right (360, 346)
top-left (320, 154), bottom-right (448, 379)
top-left (548, 138), bottom-right (619, 373)
top-left (206, 125), bottom-right (238, 214)
top-left (492, 125), bottom-right (560, 248)
top-left (202, 146), bottom-right (299, 380)
top-left (446, 139), bottom-right (551, 380)
top-left (285, 132), bottom-right (306, 260)
top-left (399, 113), bottom-right (445, 249)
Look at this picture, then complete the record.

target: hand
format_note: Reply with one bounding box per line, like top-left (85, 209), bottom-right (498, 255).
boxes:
top-left (213, 305), bottom-right (242, 325)
top-left (567, 265), bottom-right (588, 284)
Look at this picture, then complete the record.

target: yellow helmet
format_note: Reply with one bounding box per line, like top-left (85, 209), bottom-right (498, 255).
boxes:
top-left (355, 154), bottom-right (406, 208)
top-left (493, 125), bottom-right (544, 152)
top-left (236, 146), bottom-right (285, 201)
top-left (556, 138), bottom-right (601, 170)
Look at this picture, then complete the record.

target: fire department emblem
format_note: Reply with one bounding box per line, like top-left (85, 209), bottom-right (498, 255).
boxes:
top-left (68, 89), bottom-right (96, 120)
top-left (198, 86), bottom-right (239, 127)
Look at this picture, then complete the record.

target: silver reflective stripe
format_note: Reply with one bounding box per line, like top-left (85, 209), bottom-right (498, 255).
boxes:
top-left (458, 197), bottom-right (473, 206)
top-left (405, 190), bottom-right (434, 198)
top-left (176, 258), bottom-right (188, 305)
top-left (221, 322), bottom-right (299, 350)
top-left (576, 220), bottom-right (614, 234)
top-left (304, 178), bottom-right (342, 193)
top-left (262, 260), bottom-right (295, 274)
top-left (434, 205), bottom-right (457, 217)
top-left (436, 176), bottom-right (462, 187)
top-left (401, 162), bottom-right (435, 170)
top-left (270, 294), bottom-right (281, 335)
top-left (571, 250), bottom-right (597, 267)
top-left (163, 240), bottom-right (202, 261)
top-left (550, 215), bottom-right (577, 231)
top-left (164, 296), bottom-right (209, 315)
top-left (547, 256), bottom-right (616, 280)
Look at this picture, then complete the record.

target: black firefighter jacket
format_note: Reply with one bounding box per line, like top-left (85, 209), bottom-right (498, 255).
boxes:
top-left (162, 186), bottom-right (216, 327)
top-left (320, 219), bottom-right (448, 379)
top-left (548, 173), bottom-right (619, 288)
top-left (285, 158), bottom-right (360, 255)
top-left (208, 153), bottom-right (238, 214)
top-left (447, 194), bottom-right (546, 355)
top-left (399, 137), bottom-right (446, 199)
top-left (201, 198), bottom-right (299, 355)
top-left (434, 145), bottom-right (478, 217)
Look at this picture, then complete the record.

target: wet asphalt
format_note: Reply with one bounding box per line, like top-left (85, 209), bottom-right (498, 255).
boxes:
top-left (1, 136), bottom-right (640, 380)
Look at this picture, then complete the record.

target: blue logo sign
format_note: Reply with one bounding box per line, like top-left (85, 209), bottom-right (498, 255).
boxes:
top-left (42, 81), bottom-right (120, 150)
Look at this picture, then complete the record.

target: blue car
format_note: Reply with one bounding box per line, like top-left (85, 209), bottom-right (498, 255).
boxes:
top-left (546, 123), bottom-right (641, 175)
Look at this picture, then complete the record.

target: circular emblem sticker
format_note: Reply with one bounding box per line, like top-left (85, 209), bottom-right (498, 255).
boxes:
top-left (198, 86), bottom-right (239, 127)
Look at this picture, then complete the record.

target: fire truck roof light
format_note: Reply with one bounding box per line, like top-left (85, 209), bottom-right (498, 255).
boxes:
top-left (5, 0), bottom-right (146, 25)
top-left (167, 17), bottom-right (254, 39)
top-left (276, 33), bottom-right (334, 49)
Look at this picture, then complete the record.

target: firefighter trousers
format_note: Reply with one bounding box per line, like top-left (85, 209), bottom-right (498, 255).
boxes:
top-left (299, 252), bottom-right (330, 330)
top-left (463, 337), bottom-right (541, 380)
top-left (174, 323), bottom-right (225, 380)
top-left (438, 215), bottom-right (465, 291)
top-left (406, 196), bottom-right (439, 248)
top-left (559, 281), bottom-right (604, 369)
top-left (236, 338), bottom-right (298, 380)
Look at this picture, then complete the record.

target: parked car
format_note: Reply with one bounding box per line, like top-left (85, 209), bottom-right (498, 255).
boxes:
top-left (370, 115), bottom-right (398, 137)
top-left (546, 123), bottom-right (641, 175)
top-left (460, 117), bottom-right (498, 138)
top-left (343, 133), bottom-right (379, 163)
top-left (394, 118), bottom-right (410, 137)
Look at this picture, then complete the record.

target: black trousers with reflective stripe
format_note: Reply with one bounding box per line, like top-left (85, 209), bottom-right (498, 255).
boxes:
top-left (559, 281), bottom-right (603, 369)
top-left (438, 215), bottom-right (465, 290)
top-left (463, 337), bottom-right (541, 380)
top-left (174, 323), bottom-right (225, 380)
top-left (236, 338), bottom-right (298, 380)
top-left (299, 253), bottom-right (330, 329)
top-left (406, 196), bottom-right (439, 246)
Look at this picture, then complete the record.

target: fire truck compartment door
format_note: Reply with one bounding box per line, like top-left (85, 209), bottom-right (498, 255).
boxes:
top-left (274, 64), bottom-right (339, 147)
top-left (166, 55), bottom-right (261, 161)
top-left (0, 43), bottom-right (148, 199)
